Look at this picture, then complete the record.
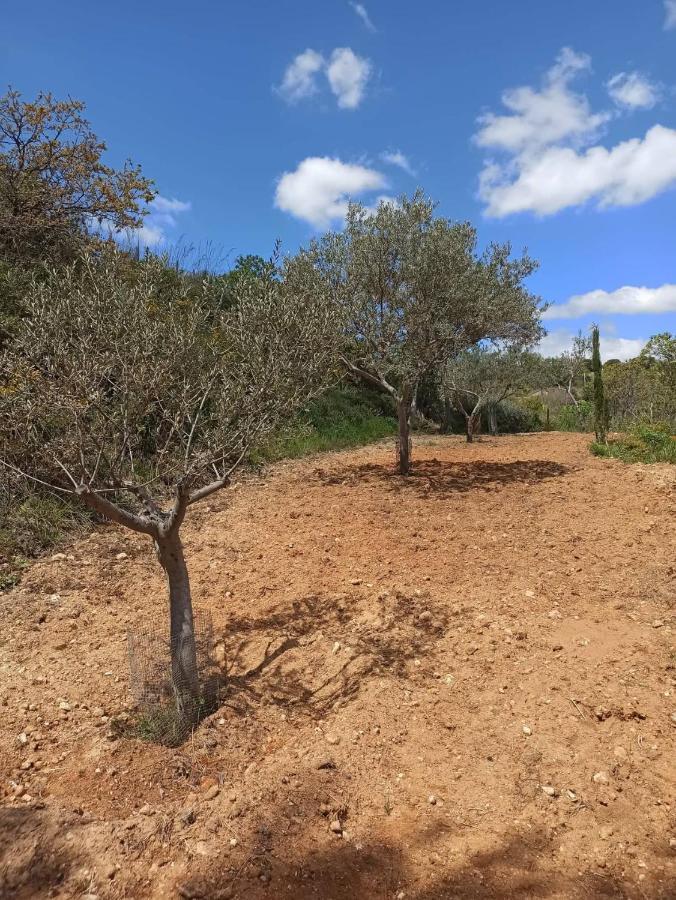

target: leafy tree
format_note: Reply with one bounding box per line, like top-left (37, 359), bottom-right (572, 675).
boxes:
top-left (442, 347), bottom-right (540, 441)
top-left (289, 192), bottom-right (543, 474)
top-left (545, 330), bottom-right (591, 406)
top-left (0, 88), bottom-right (155, 263)
top-left (0, 249), bottom-right (338, 726)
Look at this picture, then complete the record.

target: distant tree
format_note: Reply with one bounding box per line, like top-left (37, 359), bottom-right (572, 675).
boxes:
top-left (218, 254), bottom-right (277, 309)
top-left (288, 192), bottom-right (543, 474)
top-left (547, 331), bottom-right (591, 406)
top-left (0, 249), bottom-right (338, 727)
top-left (591, 325), bottom-right (606, 444)
top-left (442, 347), bottom-right (540, 441)
top-left (0, 88), bottom-right (155, 263)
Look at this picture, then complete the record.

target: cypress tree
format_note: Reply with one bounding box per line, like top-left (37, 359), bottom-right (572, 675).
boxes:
top-left (592, 325), bottom-right (606, 444)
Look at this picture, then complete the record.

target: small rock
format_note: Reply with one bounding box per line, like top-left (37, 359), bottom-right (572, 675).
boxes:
top-left (547, 609), bottom-right (562, 619)
top-left (203, 785), bottom-right (220, 801)
top-left (552, 644), bottom-right (564, 652)
top-left (613, 746), bottom-right (628, 761)
top-left (652, 619), bottom-right (664, 628)
top-left (332, 641), bottom-right (341, 654)
top-left (525, 590), bottom-right (535, 598)
top-left (418, 610), bottom-right (433, 624)
top-left (51, 553), bottom-right (67, 562)
top-left (329, 819), bottom-right (342, 834)
top-left (58, 701), bottom-right (71, 712)
top-left (427, 794), bottom-right (438, 805)
top-left (92, 707), bottom-right (105, 718)
top-left (115, 552), bottom-right (128, 561)
top-left (541, 785), bottom-right (558, 797)
top-left (325, 732), bottom-right (340, 746)
top-left (522, 725), bottom-right (532, 736)
top-left (599, 825), bottom-right (614, 839)
top-left (139, 804), bottom-right (153, 816)
top-left (566, 790), bottom-right (578, 802)
top-left (592, 771), bottom-right (610, 785)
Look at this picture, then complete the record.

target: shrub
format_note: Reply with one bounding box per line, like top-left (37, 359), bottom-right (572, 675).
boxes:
top-left (591, 422), bottom-right (675, 464)
top-left (554, 400), bottom-right (593, 432)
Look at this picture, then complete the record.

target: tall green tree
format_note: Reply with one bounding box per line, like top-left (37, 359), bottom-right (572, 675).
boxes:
top-left (591, 325), bottom-right (606, 444)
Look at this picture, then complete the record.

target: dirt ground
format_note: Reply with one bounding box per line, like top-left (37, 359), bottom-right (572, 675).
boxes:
top-left (1, 432), bottom-right (674, 900)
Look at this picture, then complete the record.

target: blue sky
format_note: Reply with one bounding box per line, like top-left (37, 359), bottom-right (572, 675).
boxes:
top-left (3, 0), bottom-right (675, 359)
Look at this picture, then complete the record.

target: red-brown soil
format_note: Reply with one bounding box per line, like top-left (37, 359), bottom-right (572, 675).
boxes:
top-left (1, 433), bottom-right (674, 899)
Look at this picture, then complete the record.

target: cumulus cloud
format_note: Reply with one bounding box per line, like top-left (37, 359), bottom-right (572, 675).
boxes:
top-left (607, 72), bottom-right (660, 109)
top-left (480, 124), bottom-right (676, 216)
top-left (476, 48), bottom-right (676, 217)
top-left (543, 284), bottom-right (676, 320)
top-left (476, 48), bottom-right (608, 154)
top-left (350, 2), bottom-right (376, 32)
top-left (326, 48), bottom-right (372, 109)
top-left (276, 47), bottom-right (371, 109)
top-left (380, 150), bottom-right (416, 175)
top-left (274, 156), bottom-right (386, 227)
top-left (92, 194), bottom-right (191, 247)
top-left (276, 49), bottom-right (325, 103)
top-left (538, 330), bottom-right (645, 362)
top-left (665, 1), bottom-right (676, 29)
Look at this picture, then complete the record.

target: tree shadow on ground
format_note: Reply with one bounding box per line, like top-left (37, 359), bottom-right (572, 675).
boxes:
top-left (323, 458), bottom-right (569, 499)
top-left (177, 818), bottom-right (675, 899)
top-left (216, 588), bottom-right (449, 719)
top-left (0, 806), bottom-right (84, 899)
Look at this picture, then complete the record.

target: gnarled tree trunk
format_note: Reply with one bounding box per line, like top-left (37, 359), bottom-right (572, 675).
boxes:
top-left (156, 529), bottom-right (200, 726)
top-left (397, 387), bottom-right (413, 475)
top-left (487, 404), bottom-right (498, 436)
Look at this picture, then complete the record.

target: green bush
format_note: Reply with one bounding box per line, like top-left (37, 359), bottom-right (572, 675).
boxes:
top-left (493, 400), bottom-right (542, 433)
top-left (554, 400), bottom-right (593, 432)
top-left (591, 422), bottom-right (675, 464)
top-left (0, 493), bottom-right (91, 562)
top-left (252, 384), bottom-right (397, 461)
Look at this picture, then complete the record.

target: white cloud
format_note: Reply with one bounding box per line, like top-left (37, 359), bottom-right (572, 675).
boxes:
top-left (665, 1), bottom-right (676, 29)
top-left (607, 72), bottom-right (660, 109)
top-left (274, 156), bottom-right (386, 227)
top-left (539, 329), bottom-right (645, 362)
top-left (476, 48), bottom-right (609, 154)
top-left (276, 47), bottom-right (371, 110)
top-left (476, 48), bottom-right (676, 217)
top-left (480, 124), bottom-right (676, 216)
top-left (544, 284), bottom-right (676, 319)
top-left (91, 194), bottom-right (191, 247)
top-left (350, 2), bottom-right (376, 32)
top-left (276, 49), bottom-right (325, 103)
top-left (380, 150), bottom-right (416, 175)
top-left (326, 48), bottom-right (371, 109)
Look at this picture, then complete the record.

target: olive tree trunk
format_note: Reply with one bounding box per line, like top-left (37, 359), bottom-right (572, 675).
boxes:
top-left (397, 390), bottom-right (413, 475)
top-left (156, 529), bottom-right (200, 726)
top-left (487, 404), bottom-right (498, 436)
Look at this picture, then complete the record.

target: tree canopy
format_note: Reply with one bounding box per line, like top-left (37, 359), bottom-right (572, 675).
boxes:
top-left (0, 89), bottom-right (155, 263)
top-left (288, 192), bottom-right (543, 472)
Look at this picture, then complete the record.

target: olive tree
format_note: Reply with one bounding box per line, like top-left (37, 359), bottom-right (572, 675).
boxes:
top-left (0, 250), bottom-right (338, 723)
top-left (443, 347), bottom-right (540, 441)
top-left (289, 192), bottom-right (543, 474)
top-left (547, 330), bottom-right (591, 406)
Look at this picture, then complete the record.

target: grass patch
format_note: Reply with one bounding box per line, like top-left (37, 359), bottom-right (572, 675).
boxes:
top-left (0, 493), bottom-right (92, 591)
top-left (591, 423), bottom-right (676, 464)
top-left (254, 385), bottom-right (397, 462)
